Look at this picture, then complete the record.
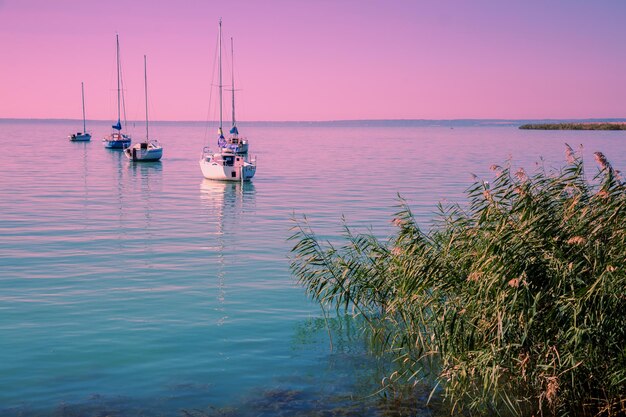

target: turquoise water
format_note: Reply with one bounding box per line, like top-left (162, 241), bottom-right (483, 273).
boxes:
top-left (1, 120), bottom-right (624, 416)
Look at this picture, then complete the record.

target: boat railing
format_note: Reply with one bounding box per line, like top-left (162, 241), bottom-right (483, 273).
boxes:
top-left (201, 146), bottom-right (213, 159)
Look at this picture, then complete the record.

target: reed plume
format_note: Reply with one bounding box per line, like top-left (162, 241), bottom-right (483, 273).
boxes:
top-left (290, 146), bottom-right (626, 417)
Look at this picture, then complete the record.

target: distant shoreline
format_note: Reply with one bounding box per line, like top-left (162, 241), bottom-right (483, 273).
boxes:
top-left (519, 122), bottom-right (626, 130)
top-left (3, 118), bottom-right (626, 129)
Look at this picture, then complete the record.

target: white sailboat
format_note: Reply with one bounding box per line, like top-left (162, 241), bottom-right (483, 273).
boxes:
top-left (69, 82), bottom-right (91, 142)
top-left (124, 55), bottom-right (163, 162)
top-left (200, 19), bottom-right (256, 181)
top-left (103, 34), bottom-right (132, 149)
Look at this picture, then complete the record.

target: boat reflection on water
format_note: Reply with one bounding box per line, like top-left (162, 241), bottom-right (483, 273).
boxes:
top-left (199, 179), bottom-right (256, 225)
top-left (129, 160), bottom-right (162, 220)
top-left (129, 159), bottom-right (163, 176)
top-left (198, 179), bottom-right (257, 245)
top-left (199, 180), bottom-right (256, 325)
top-left (126, 161), bottom-right (163, 262)
top-left (79, 142), bottom-right (90, 221)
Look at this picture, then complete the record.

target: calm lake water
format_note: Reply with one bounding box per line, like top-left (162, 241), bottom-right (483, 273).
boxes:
top-left (0, 119), bottom-right (624, 416)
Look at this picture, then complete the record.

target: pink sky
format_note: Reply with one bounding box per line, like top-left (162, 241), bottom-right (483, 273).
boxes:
top-left (1, 0), bottom-right (625, 121)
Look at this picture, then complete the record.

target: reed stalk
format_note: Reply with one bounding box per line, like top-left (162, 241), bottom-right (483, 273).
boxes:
top-left (289, 146), bottom-right (626, 416)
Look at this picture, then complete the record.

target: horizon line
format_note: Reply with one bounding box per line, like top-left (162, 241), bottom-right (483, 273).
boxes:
top-left (3, 117), bottom-right (626, 124)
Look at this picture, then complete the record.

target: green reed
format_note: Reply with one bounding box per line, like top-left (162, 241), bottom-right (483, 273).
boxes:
top-left (289, 145), bottom-right (626, 416)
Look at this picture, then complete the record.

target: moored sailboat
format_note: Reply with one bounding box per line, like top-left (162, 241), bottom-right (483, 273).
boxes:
top-left (103, 34), bottom-right (132, 149)
top-left (200, 19), bottom-right (256, 181)
top-left (124, 55), bottom-right (162, 162)
top-left (69, 82), bottom-right (91, 142)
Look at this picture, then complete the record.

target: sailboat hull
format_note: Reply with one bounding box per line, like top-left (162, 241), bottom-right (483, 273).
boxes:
top-left (104, 139), bottom-right (131, 149)
top-left (199, 159), bottom-right (256, 181)
top-left (69, 133), bottom-right (91, 142)
top-left (127, 148), bottom-right (162, 161)
top-left (124, 142), bottom-right (163, 161)
top-left (103, 133), bottom-right (131, 149)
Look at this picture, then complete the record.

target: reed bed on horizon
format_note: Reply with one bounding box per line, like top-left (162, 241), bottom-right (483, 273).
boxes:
top-left (519, 123), bottom-right (626, 130)
top-left (289, 145), bottom-right (626, 417)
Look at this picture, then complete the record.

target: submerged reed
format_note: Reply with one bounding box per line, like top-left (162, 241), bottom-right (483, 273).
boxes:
top-left (289, 146), bottom-right (626, 416)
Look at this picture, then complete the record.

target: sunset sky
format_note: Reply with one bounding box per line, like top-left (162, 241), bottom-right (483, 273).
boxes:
top-left (1, 0), bottom-right (626, 121)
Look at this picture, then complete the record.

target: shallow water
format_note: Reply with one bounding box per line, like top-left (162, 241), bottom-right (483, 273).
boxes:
top-left (0, 120), bottom-right (624, 415)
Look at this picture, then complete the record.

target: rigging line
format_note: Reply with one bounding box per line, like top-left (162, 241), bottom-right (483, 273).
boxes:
top-left (144, 55), bottom-right (149, 141)
top-left (116, 34), bottom-right (121, 126)
top-left (108, 55), bottom-right (115, 126)
top-left (203, 30), bottom-right (220, 145)
top-left (230, 37), bottom-right (235, 128)
top-left (81, 82), bottom-right (86, 133)
top-left (218, 18), bottom-right (223, 132)
top-left (119, 52), bottom-right (128, 130)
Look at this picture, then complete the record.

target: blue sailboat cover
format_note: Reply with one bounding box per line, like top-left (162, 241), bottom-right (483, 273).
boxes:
top-left (112, 121), bottom-right (122, 131)
top-left (217, 127), bottom-right (226, 147)
top-left (230, 126), bottom-right (239, 135)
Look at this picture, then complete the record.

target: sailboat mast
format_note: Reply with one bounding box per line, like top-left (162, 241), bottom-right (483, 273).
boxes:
top-left (231, 37), bottom-right (236, 130)
top-left (218, 19), bottom-right (223, 134)
top-left (144, 55), bottom-right (149, 141)
top-left (116, 34), bottom-right (121, 129)
top-left (81, 82), bottom-right (86, 133)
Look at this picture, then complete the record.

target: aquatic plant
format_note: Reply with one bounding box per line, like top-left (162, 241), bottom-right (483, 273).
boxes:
top-left (519, 123), bottom-right (626, 130)
top-left (289, 146), bottom-right (626, 416)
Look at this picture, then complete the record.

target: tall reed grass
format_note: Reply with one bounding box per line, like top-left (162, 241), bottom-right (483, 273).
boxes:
top-left (290, 146), bottom-right (625, 416)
